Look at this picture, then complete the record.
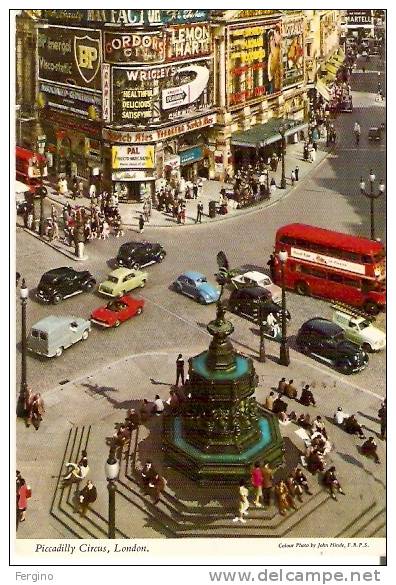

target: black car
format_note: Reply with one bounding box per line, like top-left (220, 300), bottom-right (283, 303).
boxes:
top-left (116, 241), bottom-right (166, 270)
top-left (296, 318), bottom-right (369, 375)
top-left (228, 287), bottom-right (291, 323)
top-left (36, 267), bottom-right (96, 304)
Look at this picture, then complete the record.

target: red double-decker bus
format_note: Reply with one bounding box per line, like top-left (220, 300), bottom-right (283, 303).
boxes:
top-left (16, 147), bottom-right (47, 191)
top-left (274, 223), bottom-right (386, 314)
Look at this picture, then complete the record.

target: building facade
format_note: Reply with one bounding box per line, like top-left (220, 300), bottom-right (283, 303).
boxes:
top-left (16, 9), bottom-right (342, 199)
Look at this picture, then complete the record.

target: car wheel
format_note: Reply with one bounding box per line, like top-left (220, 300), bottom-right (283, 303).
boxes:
top-left (363, 301), bottom-right (380, 315)
top-left (198, 295), bottom-right (206, 305)
top-left (84, 280), bottom-right (95, 292)
top-left (362, 342), bottom-right (373, 353)
top-left (114, 320), bottom-right (121, 328)
top-left (158, 254), bottom-right (165, 263)
top-left (140, 279), bottom-right (146, 288)
top-left (53, 294), bottom-right (62, 304)
top-left (82, 329), bottom-right (89, 340)
top-left (132, 263), bottom-right (140, 270)
top-left (174, 283), bottom-right (182, 293)
top-left (338, 362), bottom-right (353, 375)
top-left (295, 281), bottom-right (309, 296)
top-left (136, 307), bottom-right (143, 315)
top-left (55, 347), bottom-right (63, 358)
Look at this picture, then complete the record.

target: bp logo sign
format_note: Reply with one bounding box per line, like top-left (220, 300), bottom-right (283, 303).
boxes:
top-left (74, 35), bottom-right (101, 84)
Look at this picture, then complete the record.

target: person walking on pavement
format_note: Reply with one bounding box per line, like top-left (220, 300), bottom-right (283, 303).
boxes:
top-left (251, 462), bottom-right (263, 507)
top-left (78, 480), bottom-right (97, 516)
top-left (17, 478), bottom-right (31, 523)
top-left (354, 121), bottom-right (361, 146)
top-left (71, 176), bottom-right (78, 200)
top-left (378, 399), bottom-right (386, 440)
top-left (141, 461), bottom-right (157, 492)
top-left (295, 166), bottom-right (299, 181)
top-left (26, 392), bottom-right (45, 430)
top-left (261, 463), bottom-right (274, 506)
top-left (196, 201), bottom-right (204, 223)
top-left (138, 214), bottom-right (145, 233)
top-left (152, 473), bottom-right (167, 504)
top-left (78, 179), bottom-right (84, 198)
top-left (233, 479), bottom-right (250, 523)
top-left (89, 182), bottom-right (96, 201)
top-left (267, 253), bottom-right (276, 281)
top-left (175, 354), bottom-right (185, 386)
top-left (290, 170), bottom-right (296, 186)
top-left (192, 181), bottom-right (199, 199)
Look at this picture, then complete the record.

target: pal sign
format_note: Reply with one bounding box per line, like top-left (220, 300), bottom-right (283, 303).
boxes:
top-left (162, 64), bottom-right (209, 110)
top-left (112, 145), bottom-right (155, 170)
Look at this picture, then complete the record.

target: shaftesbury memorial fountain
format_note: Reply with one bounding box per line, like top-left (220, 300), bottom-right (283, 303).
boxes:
top-left (163, 298), bottom-right (284, 484)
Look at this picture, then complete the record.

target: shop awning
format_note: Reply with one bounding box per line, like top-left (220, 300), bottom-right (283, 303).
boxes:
top-left (231, 118), bottom-right (308, 148)
top-left (315, 80), bottom-right (331, 102)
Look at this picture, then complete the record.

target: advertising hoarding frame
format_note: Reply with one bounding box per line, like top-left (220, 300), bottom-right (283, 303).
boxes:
top-left (226, 19), bottom-right (283, 111)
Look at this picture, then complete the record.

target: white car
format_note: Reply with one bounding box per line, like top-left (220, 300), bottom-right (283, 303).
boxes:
top-left (231, 271), bottom-right (282, 303)
top-left (332, 311), bottom-right (386, 352)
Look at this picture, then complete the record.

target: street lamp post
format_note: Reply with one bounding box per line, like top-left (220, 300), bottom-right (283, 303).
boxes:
top-left (359, 171), bottom-right (385, 240)
top-left (278, 250), bottom-right (290, 367)
top-left (17, 279), bottom-right (29, 417)
top-left (278, 123), bottom-right (289, 189)
top-left (105, 446), bottom-right (120, 539)
top-left (258, 300), bottom-right (266, 363)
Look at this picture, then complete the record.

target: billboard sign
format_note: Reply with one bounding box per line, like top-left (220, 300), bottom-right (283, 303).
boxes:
top-left (346, 10), bottom-right (373, 26)
top-left (227, 21), bottom-right (282, 108)
top-left (166, 23), bottom-right (211, 61)
top-left (112, 145), bottom-right (155, 169)
top-left (38, 81), bottom-right (102, 119)
top-left (112, 58), bottom-right (213, 125)
top-left (42, 9), bottom-right (209, 26)
top-left (282, 17), bottom-right (304, 88)
top-left (38, 26), bottom-right (102, 91)
top-left (104, 30), bottom-right (166, 64)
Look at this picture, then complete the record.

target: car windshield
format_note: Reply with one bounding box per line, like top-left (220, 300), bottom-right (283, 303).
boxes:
top-left (40, 274), bottom-right (57, 284)
top-left (107, 301), bottom-right (127, 311)
top-left (196, 277), bottom-right (207, 284)
top-left (107, 276), bottom-right (119, 284)
top-left (258, 276), bottom-right (271, 286)
top-left (359, 320), bottom-right (371, 330)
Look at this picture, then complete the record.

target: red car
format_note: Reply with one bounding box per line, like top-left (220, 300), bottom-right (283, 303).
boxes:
top-left (90, 295), bottom-right (144, 328)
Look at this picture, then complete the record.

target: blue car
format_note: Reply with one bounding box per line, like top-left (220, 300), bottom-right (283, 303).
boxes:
top-left (173, 271), bottom-right (220, 304)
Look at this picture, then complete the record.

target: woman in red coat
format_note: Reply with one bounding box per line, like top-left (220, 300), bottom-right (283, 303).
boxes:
top-left (17, 479), bottom-right (29, 522)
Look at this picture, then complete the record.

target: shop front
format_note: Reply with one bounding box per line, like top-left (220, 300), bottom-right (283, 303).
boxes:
top-left (179, 145), bottom-right (208, 180)
top-left (112, 169), bottom-right (156, 202)
top-left (231, 117), bottom-right (308, 169)
top-left (111, 144), bottom-right (156, 202)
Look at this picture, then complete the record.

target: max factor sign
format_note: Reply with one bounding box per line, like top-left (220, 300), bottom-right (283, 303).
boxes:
top-left (42, 9), bottom-right (208, 25)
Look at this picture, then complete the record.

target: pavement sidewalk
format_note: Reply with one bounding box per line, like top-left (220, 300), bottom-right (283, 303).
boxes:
top-left (42, 138), bottom-right (331, 230)
top-left (16, 346), bottom-right (385, 539)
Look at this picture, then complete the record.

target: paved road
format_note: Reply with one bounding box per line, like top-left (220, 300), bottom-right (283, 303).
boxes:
top-left (15, 80), bottom-right (386, 397)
